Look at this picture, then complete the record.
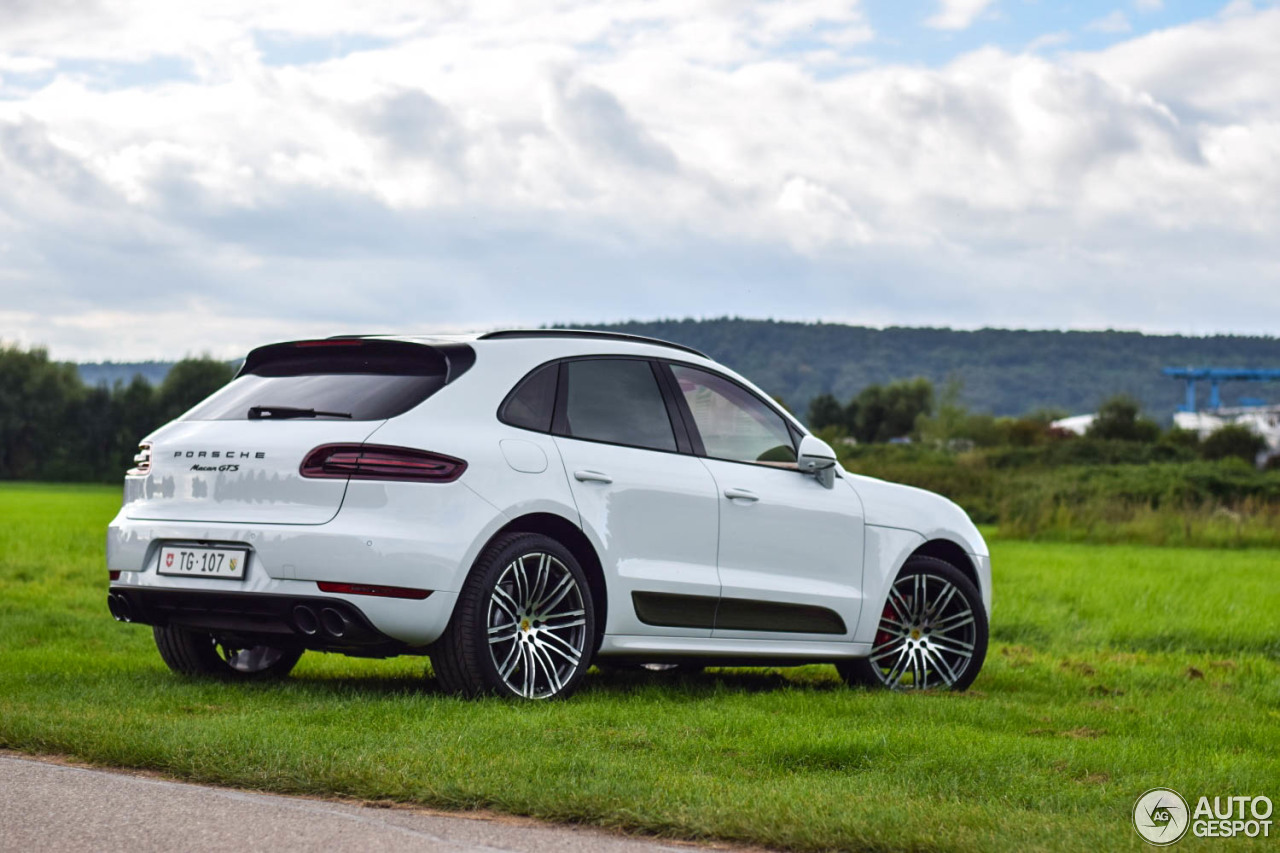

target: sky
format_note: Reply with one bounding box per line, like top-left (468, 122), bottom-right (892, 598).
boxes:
top-left (1, 0), bottom-right (1278, 361)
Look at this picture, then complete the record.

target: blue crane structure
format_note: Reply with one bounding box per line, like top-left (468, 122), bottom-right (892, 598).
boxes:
top-left (1163, 367), bottom-right (1280, 411)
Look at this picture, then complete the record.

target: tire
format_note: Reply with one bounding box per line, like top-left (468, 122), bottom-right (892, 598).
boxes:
top-left (838, 556), bottom-right (988, 691)
top-left (430, 532), bottom-right (596, 699)
top-left (153, 625), bottom-right (302, 680)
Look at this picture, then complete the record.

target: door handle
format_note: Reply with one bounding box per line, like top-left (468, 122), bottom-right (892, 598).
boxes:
top-left (723, 488), bottom-right (759, 502)
top-left (574, 469), bottom-right (613, 484)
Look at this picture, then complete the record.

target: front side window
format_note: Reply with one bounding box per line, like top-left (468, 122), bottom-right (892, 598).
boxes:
top-left (563, 359), bottom-right (677, 452)
top-left (670, 364), bottom-right (796, 466)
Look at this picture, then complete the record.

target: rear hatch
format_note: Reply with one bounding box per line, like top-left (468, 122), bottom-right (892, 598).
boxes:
top-left (126, 338), bottom-right (473, 525)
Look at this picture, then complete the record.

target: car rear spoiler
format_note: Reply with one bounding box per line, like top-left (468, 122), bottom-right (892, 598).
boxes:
top-left (239, 339), bottom-right (476, 383)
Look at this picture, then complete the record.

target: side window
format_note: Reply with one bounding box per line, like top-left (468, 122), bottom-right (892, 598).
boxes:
top-left (669, 365), bottom-right (797, 467)
top-left (563, 359), bottom-right (677, 452)
top-left (499, 362), bottom-right (558, 432)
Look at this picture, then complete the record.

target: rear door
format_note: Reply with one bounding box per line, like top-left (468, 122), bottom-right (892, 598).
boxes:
top-left (127, 339), bottom-right (462, 525)
top-left (551, 358), bottom-right (721, 638)
top-left (663, 363), bottom-right (865, 641)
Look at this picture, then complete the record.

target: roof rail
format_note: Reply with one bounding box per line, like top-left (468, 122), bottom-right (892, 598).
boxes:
top-left (477, 329), bottom-right (709, 358)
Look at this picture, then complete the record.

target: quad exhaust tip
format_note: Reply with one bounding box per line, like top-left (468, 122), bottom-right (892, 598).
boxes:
top-left (319, 607), bottom-right (352, 639)
top-left (292, 605), bottom-right (319, 636)
top-left (107, 593), bottom-right (133, 623)
top-left (295, 604), bottom-right (352, 639)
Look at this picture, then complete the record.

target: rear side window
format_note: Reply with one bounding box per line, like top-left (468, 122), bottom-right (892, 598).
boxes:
top-left (499, 363), bottom-right (558, 432)
top-left (184, 341), bottom-right (454, 422)
top-left (563, 359), bottom-right (677, 452)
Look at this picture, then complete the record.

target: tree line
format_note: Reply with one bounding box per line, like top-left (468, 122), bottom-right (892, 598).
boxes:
top-left (806, 377), bottom-right (1268, 465)
top-left (0, 346), bottom-right (233, 482)
top-left (587, 318), bottom-right (1280, 419)
top-left (0, 339), bottom-right (1268, 483)
top-left (805, 378), bottom-right (934, 444)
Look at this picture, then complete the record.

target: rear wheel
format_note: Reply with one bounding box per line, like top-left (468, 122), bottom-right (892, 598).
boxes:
top-left (153, 625), bottom-right (302, 680)
top-left (431, 532), bottom-right (595, 699)
top-left (838, 556), bottom-right (988, 691)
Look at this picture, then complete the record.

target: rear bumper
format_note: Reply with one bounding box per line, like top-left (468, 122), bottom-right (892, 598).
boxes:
top-left (107, 557), bottom-right (460, 646)
top-left (105, 478), bottom-right (503, 646)
top-left (110, 477), bottom-right (502, 593)
top-left (107, 587), bottom-right (412, 656)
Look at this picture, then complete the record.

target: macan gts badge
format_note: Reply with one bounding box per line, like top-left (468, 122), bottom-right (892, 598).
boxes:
top-left (107, 330), bottom-right (992, 699)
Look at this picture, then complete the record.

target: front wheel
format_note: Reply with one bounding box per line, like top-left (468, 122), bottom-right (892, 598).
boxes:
top-left (431, 532), bottom-right (595, 699)
top-left (838, 556), bottom-right (988, 691)
top-left (153, 625), bottom-right (302, 680)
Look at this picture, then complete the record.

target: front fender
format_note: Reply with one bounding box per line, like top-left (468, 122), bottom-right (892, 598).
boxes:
top-left (843, 471), bottom-right (987, 557)
top-left (845, 470), bottom-right (992, 640)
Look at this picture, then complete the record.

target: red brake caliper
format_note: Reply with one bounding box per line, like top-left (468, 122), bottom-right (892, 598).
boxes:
top-left (874, 602), bottom-right (895, 647)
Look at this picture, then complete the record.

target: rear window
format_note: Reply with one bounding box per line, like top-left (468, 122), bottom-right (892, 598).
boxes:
top-left (184, 341), bottom-right (454, 422)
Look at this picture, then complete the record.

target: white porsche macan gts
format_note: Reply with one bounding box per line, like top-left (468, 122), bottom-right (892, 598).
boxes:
top-left (106, 330), bottom-right (991, 698)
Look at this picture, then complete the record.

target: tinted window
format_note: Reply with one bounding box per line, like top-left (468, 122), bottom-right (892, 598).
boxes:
top-left (564, 360), bottom-right (677, 452)
top-left (670, 365), bottom-right (796, 466)
top-left (500, 363), bottom-right (558, 432)
top-left (184, 342), bottom-right (450, 422)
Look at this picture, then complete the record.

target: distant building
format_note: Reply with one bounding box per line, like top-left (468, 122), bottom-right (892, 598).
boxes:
top-left (1171, 410), bottom-right (1225, 438)
top-left (1234, 409), bottom-right (1280, 452)
top-left (1177, 407), bottom-right (1280, 454)
top-left (1165, 367), bottom-right (1280, 467)
top-left (1050, 413), bottom-right (1095, 436)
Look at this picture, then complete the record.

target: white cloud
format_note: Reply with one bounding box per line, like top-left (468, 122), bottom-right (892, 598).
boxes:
top-left (1, 2), bottom-right (1279, 359)
top-left (1087, 11), bottom-right (1133, 34)
top-left (1078, 6), bottom-right (1280, 119)
top-left (0, 308), bottom-right (344, 362)
top-left (1134, 0), bottom-right (1164, 11)
top-left (1024, 31), bottom-right (1072, 54)
top-left (0, 54), bottom-right (54, 73)
top-left (1220, 0), bottom-right (1257, 18)
top-left (925, 0), bottom-right (998, 31)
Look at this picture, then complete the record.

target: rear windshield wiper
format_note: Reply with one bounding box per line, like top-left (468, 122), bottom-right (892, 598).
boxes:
top-left (247, 406), bottom-right (353, 420)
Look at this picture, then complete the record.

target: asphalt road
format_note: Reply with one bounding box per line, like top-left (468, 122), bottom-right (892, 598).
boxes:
top-left (0, 753), bottom-right (738, 853)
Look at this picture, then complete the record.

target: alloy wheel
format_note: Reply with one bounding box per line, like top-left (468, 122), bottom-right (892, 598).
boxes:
top-left (868, 572), bottom-right (977, 689)
top-left (485, 551), bottom-right (589, 699)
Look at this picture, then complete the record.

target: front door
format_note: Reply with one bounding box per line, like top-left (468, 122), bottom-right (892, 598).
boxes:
top-left (664, 363), bottom-right (865, 641)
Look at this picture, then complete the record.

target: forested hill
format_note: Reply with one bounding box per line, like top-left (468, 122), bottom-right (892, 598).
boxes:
top-left (577, 320), bottom-right (1280, 419)
top-left (76, 320), bottom-right (1280, 420)
top-left (77, 362), bottom-right (174, 387)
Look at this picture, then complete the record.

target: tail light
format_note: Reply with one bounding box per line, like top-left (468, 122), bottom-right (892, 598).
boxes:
top-left (128, 442), bottom-right (152, 476)
top-left (300, 444), bottom-right (466, 482)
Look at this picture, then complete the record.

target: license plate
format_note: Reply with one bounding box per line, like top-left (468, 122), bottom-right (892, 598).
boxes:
top-left (157, 546), bottom-right (248, 579)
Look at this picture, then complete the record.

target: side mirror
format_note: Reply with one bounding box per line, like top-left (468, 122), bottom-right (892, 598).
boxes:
top-left (797, 434), bottom-right (838, 488)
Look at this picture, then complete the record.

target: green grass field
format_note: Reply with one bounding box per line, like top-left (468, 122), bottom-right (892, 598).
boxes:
top-left (1, 483), bottom-right (1277, 852)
